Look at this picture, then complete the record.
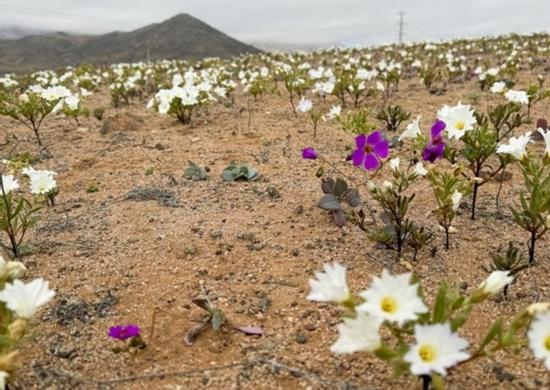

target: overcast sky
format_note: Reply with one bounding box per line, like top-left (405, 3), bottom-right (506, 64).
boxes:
top-left (0, 0), bottom-right (548, 45)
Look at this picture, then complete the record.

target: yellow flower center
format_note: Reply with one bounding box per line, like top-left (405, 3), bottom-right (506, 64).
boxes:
top-left (418, 344), bottom-right (438, 363)
top-left (455, 120), bottom-right (465, 130)
top-left (545, 335), bottom-right (550, 351)
top-left (380, 296), bottom-right (398, 314)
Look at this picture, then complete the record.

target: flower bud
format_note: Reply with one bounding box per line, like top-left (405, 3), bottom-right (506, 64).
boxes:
top-left (527, 302), bottom-right (550, 316)
top-left (8, 319), bottom-right (28, 341)
top-left (5, 262), bottom-right (26, 280)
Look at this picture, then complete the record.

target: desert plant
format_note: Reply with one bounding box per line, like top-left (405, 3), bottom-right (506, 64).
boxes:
top-left (93, 107), bottom-right (105, 121)
top-left (0, 92), bottom-right (60, 148)
top-left (184, 161), bottom-right (209, 181)
top-left (318, 177), bottom-right (361, 226)
top-left (220, 163), bottom-right (259, 182)
top-left (376, 105), bottom-right (411, 133)
top-left (510, 159), bottom-right (550, 264)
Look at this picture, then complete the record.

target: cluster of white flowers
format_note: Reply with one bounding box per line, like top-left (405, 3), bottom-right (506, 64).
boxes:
top-left (0, 74), bottom-right (18, 89)
top-left (306, 263), bottom-right (548, 377)
top-left (26, 84), bottom-right (80, 112)
top-left (2, 167), bottom-right (57, 196)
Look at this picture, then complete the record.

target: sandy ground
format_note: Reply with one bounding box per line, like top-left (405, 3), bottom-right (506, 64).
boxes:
top-left (1, 73), bottom-right (549, 389)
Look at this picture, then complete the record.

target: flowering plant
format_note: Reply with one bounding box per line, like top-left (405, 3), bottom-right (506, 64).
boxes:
top-left (0, 258), bottom-right (54, 388)
top-left (147, 73), bottom-right (213, 125)
top-left (308, 263), bottom-right (548, 388)
top-left (0, 166), bottom-right (58, 258)
top-left (0, 90), bottom-right (60, 148)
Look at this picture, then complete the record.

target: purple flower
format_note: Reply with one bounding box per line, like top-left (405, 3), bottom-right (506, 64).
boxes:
top-left (350, 131), bottom-right (389, 170)
top-left (301, 147), bottom-right (318, 160)
top-left (108, 324), bottom-right (141, 340)
top-left (423, 120), bottom-right (446, 163)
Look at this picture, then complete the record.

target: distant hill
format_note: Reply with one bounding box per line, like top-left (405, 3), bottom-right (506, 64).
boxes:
top-left (0, 14), bottom-right (260, 74)
top-left (0, 25), bottom-right (50, 40)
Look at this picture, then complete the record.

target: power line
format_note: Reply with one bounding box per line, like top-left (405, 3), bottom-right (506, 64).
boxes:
top-left (397, 11), bottom-right (405, 44)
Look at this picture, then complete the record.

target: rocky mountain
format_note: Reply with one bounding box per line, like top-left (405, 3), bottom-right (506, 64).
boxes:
top-left (0, 14), bottom-right (260, 74)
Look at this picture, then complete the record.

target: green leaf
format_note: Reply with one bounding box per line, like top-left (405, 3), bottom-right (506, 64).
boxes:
top-left (374, 344), bottom-right (399, 360)
top-left (345, 188), bottom-right (361, 207)
top-left (333, 178), bottom-right (348, 197)
top-left (432, 282), bottom-right (448, 323)
top-left (450, 314), bottom-right (468, 331)
top-left (211, 309), bottom-right (225, 331)
top-left (431, 374), bottom-right (446, 390)
top-left (477, 319), bottom-right (502, 353)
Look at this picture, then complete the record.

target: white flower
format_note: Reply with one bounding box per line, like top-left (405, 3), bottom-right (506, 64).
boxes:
top-left (24, 169), bottom-right (57, 195)
top-left (326, 105), bottom-right (341, 120)
top-left (1, 175), bottom-right (19, 194)
top-left (214, 86), bottom-right (227, 97)
top-left (414, 162), bottom-right (428, 176)
top-left (528, 312), bottom-right (550, 370)
top-left (382, 181), bottom-right (393, 189)
top-left (437, 102), bottom-right (476, 140)
top-left (158, 100), bottom-right (170, 115)
top-left (478, 271), bottom-right (514, 296)
top-left (527, 302), bottom-right (550, 316)
top-left (330, 313), bottom-right (382, 354)
top-left (0, 278), bottom-right (55, 318)
top-left (399, 116), bottom-right (421, 140)
top-left (297, 97), bottom-right (313, 113)
top-left (64, 95), bottom-right (80, 111)
top-left (505, 90), bottom-right (529, 105)
top-left (451, 190), bottom-right (463, 211)
top-left (404, 323), bottom-right (470, 376)
top-left (0, 371), bottom-right (7, 390)
top-left (490, 81), bottom-right (506, 94)
top-left (389, 158), bottom-right (400, 171)
top-left (357, 270), bottom-right (428, 325)
top-left (307, 263), bottom-right (350, 304)
top-left (538, 128), bottom-right (550, 157)
top-left (356, 68), bottom-right (376, 81)
top-left (497, 133), bottom-right (532, 160)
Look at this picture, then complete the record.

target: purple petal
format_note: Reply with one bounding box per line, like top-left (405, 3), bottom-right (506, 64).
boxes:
top-left (301, 147), bottom-right (318, 160)
top-left (431, 120), bottom-right (446, 139)
top-left (108, 324), bottom-right (141, 340)
top-left (234, 326), bottom-right (264, 336)
top-left (355, 134), bottom-right (367, 149)
top-left (373, 139), bottom-right (389, 159)
top-left (351, 149), bottom-right (365, 166)
top-left (422, 143), bottom-right (445, 163)
top-left (364, 153), bottom-right (381, 170)
top-left (366, 131), bottom-right (383, 145)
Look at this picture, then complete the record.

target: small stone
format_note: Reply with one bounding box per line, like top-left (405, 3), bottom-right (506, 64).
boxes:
top-left (296, 333), bottom-right (307, 344)
top-left (53, 343), bottom-right (76, 359)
